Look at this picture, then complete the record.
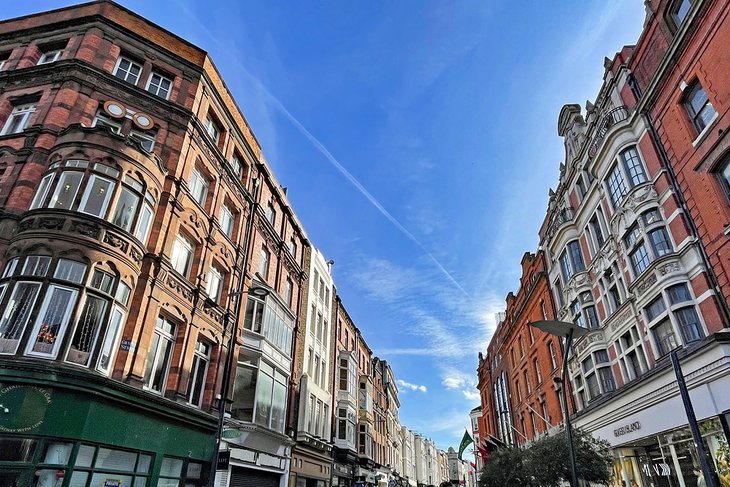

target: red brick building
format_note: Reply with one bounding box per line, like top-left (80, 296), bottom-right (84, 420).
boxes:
top-left (477, 251), bottom-right (566, 449)
top-left (0, 2), bottom-right (308, 485)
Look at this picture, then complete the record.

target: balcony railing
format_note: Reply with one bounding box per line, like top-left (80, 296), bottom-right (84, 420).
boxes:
top-left (587, 106), bottom-right (630, 159)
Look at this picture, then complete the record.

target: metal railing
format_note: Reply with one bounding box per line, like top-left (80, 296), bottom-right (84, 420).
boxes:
top-left (587, 106), bottom-right (630, 159)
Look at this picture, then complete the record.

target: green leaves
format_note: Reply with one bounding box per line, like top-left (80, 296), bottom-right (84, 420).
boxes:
top-left (478, 428), bottom-right (613, 487)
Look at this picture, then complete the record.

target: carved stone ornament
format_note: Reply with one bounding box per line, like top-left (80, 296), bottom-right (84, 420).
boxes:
top-left (635, 272), bottom-right (658, 297)
top-left (166, 274), bottom-right (194, 302)
top-left (103, 231), bottom-right (129, 253)
top-left (657, 261), bottom-right (682, 276)
top-left (69, 220), bottom-right (100, 239)
top-left (38, 217), bottom-right (65, 231)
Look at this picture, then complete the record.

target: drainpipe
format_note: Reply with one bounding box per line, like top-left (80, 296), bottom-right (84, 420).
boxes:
top-left (642, 112), bottom-right (730, 327)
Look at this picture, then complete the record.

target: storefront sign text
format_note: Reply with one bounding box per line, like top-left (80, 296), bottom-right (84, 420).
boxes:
top-left (642, 462), bottom-right (671, 477)
top-left (613, 421), bottom-right (641, 437)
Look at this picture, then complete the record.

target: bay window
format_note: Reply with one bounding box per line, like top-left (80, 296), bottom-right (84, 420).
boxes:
top-left (29, 160), bottom-right (157, 243)
top-left (571, 291), bottom-right (599, 329)
top-left (645, 283), bottom-right (704, 357)
top-left (231, 355), bottom-right (288, 433)
top-left (243, 292), bottom-right (294, 355)
top-left (624, 208), bottom-right (673, 277)
top-left (615, 326), bottom-right (649, 382)
top-left (144, 315), bottom-right (176, 392)
top-left (605, 146), bottom-right (648, 207)
top-left (579, 349), bottom-right (615, 403)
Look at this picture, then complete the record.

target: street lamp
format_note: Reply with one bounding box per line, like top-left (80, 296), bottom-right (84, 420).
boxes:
top-left (529, 320), bottom-right (587, 487)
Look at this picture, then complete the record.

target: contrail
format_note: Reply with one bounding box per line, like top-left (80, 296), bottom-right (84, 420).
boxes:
top-left (179, 5), bottom-right (468, 297)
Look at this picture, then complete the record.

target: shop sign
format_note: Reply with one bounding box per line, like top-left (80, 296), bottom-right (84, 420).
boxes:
top-left (103, 480), bottom-right (122, 487)
top-left (120, 339), bottom-right (136, 352)
top-left (217, 450), bottom-right (230, 470)
top-left (613, 421), bottom-right (641, 437)
top-left (642, 462), bottom-right (671, 477)
top-left (221, 429), bottom-right (241, 438)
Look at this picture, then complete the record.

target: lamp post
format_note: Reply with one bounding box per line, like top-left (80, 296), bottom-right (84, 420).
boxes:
top-left (529, 320), bottom-right (588, 487)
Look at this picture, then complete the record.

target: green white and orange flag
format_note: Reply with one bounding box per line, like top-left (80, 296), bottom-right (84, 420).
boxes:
top-left (457, 430), bottom-right (474, 460)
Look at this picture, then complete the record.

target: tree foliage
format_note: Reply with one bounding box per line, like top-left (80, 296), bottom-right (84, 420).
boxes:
top-left (479, 428), bottom-right (613, 487)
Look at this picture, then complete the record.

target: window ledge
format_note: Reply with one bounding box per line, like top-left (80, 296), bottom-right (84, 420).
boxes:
top-left (691, 113), bottom-right (719, 148)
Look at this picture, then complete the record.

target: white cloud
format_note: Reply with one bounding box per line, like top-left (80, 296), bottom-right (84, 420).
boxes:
top-left (462, 390), bottom-right (481, 401)
top-left (397, 379), bottom-right (427, 393)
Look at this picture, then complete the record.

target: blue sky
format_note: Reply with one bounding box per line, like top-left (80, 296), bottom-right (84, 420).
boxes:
top-left (5, 1), bottom-right (646, 450)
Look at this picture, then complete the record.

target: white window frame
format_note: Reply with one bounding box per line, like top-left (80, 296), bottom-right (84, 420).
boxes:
top-left (204, 115), bottom-right (220, 144)
top-left (259, 247), bottom-right (270, 279)
top-left (220, 204), bottom-right (234, 238)
top-left (206, 265), bottom-right (224, 303)
top-left (145, 72), bottom-right (173, 100)
top-left (1, 103), bottom-right (36, 136)
top-left (0, 281), bottom-right (41, 355)
top-left (113, 55), bottom-right (142, 85)
top-left (96, 305), bottom-right (125, 375)
top-left (144, 316), bottom-right (177, 393)
top-left (130, 129), bottom-right (156, 152)
top-left (37, 49), bottom-right (62, 65)
top-left (30, 173), bottom-right (54, 210)
top-left (171, 234), bottom-right (195, 277)
top-left (189, 168), bottom-right (209, 206)
top-left (24, 284), bottom-right (78, 359)
top-left (188, 340), bottom-right (210, 407)
top-left (78, 174), bottom-right (115, 218)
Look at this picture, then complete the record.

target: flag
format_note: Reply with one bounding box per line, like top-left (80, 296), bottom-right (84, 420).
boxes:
top-left (457, 430), bottom-right (474, 460)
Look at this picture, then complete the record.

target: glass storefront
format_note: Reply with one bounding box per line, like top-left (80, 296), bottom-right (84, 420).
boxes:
top-left (610, 417), bottom-right (730, 487)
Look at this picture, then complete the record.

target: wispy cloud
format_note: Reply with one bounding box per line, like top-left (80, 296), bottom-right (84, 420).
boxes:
top-left (178, 3), bottom-right (468, 298)
top-left (397, 379), bottom-right (428, 393)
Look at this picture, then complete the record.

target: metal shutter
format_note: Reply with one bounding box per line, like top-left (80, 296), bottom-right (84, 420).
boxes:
top-left (229, 466), bottom-right (280, 487)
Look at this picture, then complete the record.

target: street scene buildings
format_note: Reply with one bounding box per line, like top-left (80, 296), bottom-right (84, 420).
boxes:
top-left (474, 0), bottom-right (730, 486)
top-left (0, 2), bottom-right (473, 487)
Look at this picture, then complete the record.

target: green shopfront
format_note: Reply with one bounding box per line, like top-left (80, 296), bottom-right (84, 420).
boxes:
top-left (0, 363), bottom-right (216, 487)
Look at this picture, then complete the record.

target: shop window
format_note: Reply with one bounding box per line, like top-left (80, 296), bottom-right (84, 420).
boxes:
top-left (143, 315), bottom-right (177, 393)
top-left (1, 103), bottom-right (36, 136)
top-left (189, 340), bottom-right (210, 407)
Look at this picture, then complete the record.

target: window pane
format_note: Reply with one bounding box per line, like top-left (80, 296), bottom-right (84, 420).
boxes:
top-left (606, 165), bottom-right (628, 207)
top-left (97, 307), bottom-right (124, 374)
top-left (134, 203), bottom-right (153, 243)
top-left (653, 320), bottom-right (679, 356)
top-left (80, 175), bottom-right (115, 217)
top-left (630, 244), bottom-right (650, 275)
top-left (68, 471), bottom-right (89, 487)
top-left (151, 335), bottom-right (173, 391)
top-left (649, 228), bottom-right (672, 256)
top-left (271, 375), bottom-right (287, 433)
top-left (172, 235), bottom-right (194, 276)
top-left (231, 364), bottom-right (257, 421)
top-left (67, 295), bottom-right (108, 366)
top-left (0, 282), bottom-right (41, 353)
top-left (54, 259), bottom-right (87, 284)
top-left (0, 438), bottom-right (37, 461)
top-left (27, 286), bottom-right (77, 357)
top-left (255, 368), bottom-right (274, 427)
top-left (667, 283), bottom-right (691, 304)
top-left (160, 457), bottom-right (183, 477)
top-left (676, 307), bottom-right (703, 343)
top-left (620, 147), bottom-right (647, 186)
top-left (75, 445), bottom-right (95, 468)
top-left (111, 187), bottom-right (141, 231)
top-left (50, 171), bottom-right (83, 210)
top-left (30, 174), bottom-right (54, 209)
top-left (90, 269), bottom-right (115, 294)
top-left (645, 296), bottom-right (666, 322)
top-left (22, 256), bottom-right (51, 276)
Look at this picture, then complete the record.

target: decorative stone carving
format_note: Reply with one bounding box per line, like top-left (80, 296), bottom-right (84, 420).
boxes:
top-left (103, 231), bottom-right (129, 252)
top-left (635, 272), bottom-right (658, 297)
top-left (166, 274), bottom-right (194, 302)
top-left (129, 247), bottom-right (143, 265)
top-left (69, 220), bottom-right (100, 239)
top-left (657, 261), bottom-right (681, 276)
